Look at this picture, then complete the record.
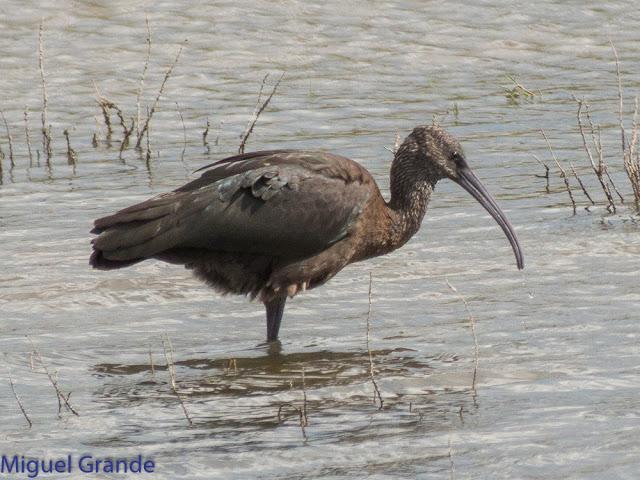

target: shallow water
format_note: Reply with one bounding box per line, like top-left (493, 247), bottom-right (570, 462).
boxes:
top-left (1, 1), bottom-right (639, 479)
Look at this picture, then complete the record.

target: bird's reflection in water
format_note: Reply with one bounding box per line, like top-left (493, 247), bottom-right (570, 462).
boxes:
top-left (92, 345), bottom-right (475, 431)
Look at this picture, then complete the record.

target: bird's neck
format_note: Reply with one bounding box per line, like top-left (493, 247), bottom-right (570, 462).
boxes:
top-left (386, 150), bottom-right (437, 249)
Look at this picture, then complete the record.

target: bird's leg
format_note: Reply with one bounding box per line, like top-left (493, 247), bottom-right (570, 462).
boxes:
top-left (264, 296), bottom-right (287, 342)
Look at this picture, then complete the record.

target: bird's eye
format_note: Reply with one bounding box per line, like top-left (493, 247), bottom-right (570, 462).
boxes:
top-left (451, 152), bottom-right (464, 164)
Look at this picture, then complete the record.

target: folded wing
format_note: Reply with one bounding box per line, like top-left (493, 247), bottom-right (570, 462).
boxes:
top-left (91, 151), bottom-right (372, 268)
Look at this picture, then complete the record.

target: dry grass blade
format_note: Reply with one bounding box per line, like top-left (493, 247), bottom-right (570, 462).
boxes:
top-left (24, 107), bottom-right (33, 165)
top-left (446, 279), bottom-right (479, 394)
top-left (238, 72), bottom-right (285, 154)
top-left (540, 129), bottom-right (577, 214)
top-left (610, 40), bottom-right (626, 154)
top-left (366, 272), bottom-right (384, 410)
top-left (27, 336), bottom-right (79, 417)
top-left (162, 334), bottom-right (194, 427)
top-left (176, 101), bottom-right (187, 162)
top-left (38, 21), bottom-right (52, 163)
top-left (136, 16), bottom-right (152, 139)
top-left (9, 375), bottom-right (33, 428)
top-left (145, 106), bottom-right (152, 167)
top-left (585, 104), bottom-right (625, 205)
top-left (136, 42), bottom-right (185, 148)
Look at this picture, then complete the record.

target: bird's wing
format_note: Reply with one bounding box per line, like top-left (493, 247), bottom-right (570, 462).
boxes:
top-left (92, 150), bottom-right (373, 262)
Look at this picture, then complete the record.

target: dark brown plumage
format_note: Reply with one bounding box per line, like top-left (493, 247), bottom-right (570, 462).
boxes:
top-left (91, 125), bottom-right (524, 341)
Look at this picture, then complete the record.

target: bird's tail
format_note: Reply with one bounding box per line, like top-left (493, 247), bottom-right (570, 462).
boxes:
top-left (89, 248), bottom-right (144, 270)
top-left (89, 191), bottom-right (193, 270)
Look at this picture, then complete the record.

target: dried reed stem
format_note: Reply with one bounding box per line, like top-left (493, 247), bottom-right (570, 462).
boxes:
top-left (119, 117), bottom-right (136, 159)
top-left (214, 120), bottom-right (222, 147)
top-left (301, 368), bottom-right (308, 427)
top-left (93, 84), bottom-right (113, 139)
top-left (95, 91), bottom-right (132, 142)
top-left (610, 40), bottom-right (626, 153)
top-left (446, 279), bottom-right (478, 393)
top-left (276, 369), bottom-right (308, 439)
top-left (624, 97), bottom-right (640, 209)
top-left (38, 21), bottom-right (52, 163)
top-left (238, 72), bottom-right (284, 154)
top-left (27, 336), bottom-right (79, 417)
top-left (575, 98), bottom-right (618, 212)
top-left (91, 115), bottom-right (101, 148)
top-left (0, 110), bottom-right (15, 168)
top-left (532, 154), bottom-right (550, 193)
top-left (586, 105), bottom-right (625, 204)
top-left (366, 272), bottom-right (384, 410)
top-left (202, 117), bottom-right (210, 152)
top-left (148, 346), bottom-right (155, 378)
top-left (136, 16), bottom-right (151, 139)
top-left (176, 101), bottom-right (187, 162)
top-left (384, 131), bottom-right (402, 155)
top-left (24, 107), bottom-right (33, 165)
top-left (136, 43), bottom-right (185, 148)
top-left (145, 106), bottom-right (151, 166)
top-left (162, 334), bottom-right (194, 427)
top-left (224, 358), bottom-right (238, 375)
top-left (63, 129), bottom-right (77, 165)
top-left (9, 375), bottom-right (33, 428)
top-left (540, 129), bottom-right (577, 214)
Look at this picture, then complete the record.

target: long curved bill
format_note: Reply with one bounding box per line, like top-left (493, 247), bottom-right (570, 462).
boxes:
top-left (454, 163), bottom-right (524, 270)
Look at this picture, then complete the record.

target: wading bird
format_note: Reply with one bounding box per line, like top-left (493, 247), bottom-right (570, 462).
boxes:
top-left (91, 126), bottom-right (523, 341)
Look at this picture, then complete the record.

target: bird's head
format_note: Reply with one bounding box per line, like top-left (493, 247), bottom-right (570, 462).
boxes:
top-left (400, 125), bottom-right (524, 270)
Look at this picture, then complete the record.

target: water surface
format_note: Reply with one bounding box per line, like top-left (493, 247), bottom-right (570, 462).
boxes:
top-left (1, 1), bottom-right (639, 479)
